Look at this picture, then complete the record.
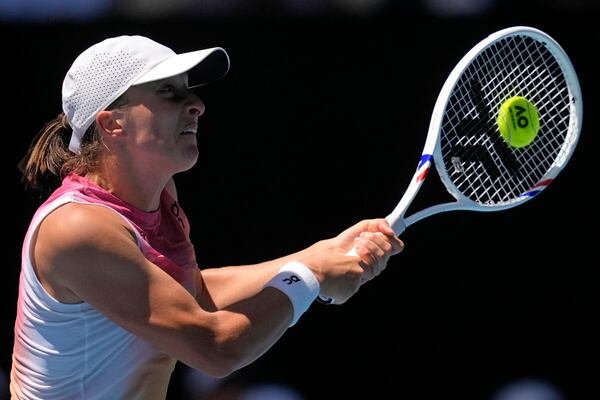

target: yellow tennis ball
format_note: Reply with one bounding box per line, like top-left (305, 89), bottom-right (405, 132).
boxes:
top-left (497, 96), bottom-right (540, 148)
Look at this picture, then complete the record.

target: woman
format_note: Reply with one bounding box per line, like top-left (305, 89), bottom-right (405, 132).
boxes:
top-left (10, 35), bottom-right (403, 399)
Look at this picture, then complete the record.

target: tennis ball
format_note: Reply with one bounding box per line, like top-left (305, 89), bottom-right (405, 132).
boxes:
top-left (497, 96), bottom-right (540, 148)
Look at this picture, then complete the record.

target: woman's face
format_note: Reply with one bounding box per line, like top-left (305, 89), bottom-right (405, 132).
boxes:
top-left (116, 73), bottom-right (205, 173)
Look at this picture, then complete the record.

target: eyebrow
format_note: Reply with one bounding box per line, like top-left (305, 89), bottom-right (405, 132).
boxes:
top-left (158, 74), bottom-right (189, 86)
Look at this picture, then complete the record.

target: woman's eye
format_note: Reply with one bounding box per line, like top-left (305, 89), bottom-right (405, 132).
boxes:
top-left (157, 82), bottom-right (190, 101)
top-left (159, 85), bottom-right (175, 93)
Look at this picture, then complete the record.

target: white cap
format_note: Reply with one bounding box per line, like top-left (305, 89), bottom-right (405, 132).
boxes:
top-left (62, 35), bottom-right (230, 153)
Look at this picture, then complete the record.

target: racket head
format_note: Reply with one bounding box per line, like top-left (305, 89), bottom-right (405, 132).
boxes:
top-left (428, 26), bottom-right (582, 211)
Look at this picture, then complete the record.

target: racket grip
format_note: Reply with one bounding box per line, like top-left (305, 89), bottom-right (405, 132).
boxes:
top-left (386, 214), bottom-right (407, 236)
top-left (316, 246), bottom-right (359, 305)
top-left (317, 295), bottom-right (334, 304)
top-left (345, 246), bottom-right (359, 257)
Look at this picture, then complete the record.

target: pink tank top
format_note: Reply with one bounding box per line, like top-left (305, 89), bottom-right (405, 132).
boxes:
top-left (46, 174), bottom-right (198, 290)
top-left (10, 174), bottom-right (198, 400)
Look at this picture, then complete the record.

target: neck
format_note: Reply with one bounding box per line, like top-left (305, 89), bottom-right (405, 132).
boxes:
top-left (85, 159), bottom-right (170, 212)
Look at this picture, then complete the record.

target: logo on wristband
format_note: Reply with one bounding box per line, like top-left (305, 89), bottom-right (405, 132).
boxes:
top-left (282, 275), bottom-right (301, 285)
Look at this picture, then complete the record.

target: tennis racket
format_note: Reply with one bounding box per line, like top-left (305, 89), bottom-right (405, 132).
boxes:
top-left (385, 25), bottom-right (582, 235)
top-left (319, 26), bottom-right (582, 304)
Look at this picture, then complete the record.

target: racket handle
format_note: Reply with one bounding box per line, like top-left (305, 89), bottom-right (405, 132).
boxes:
top-left (317, 295), bottom-right (334, 304)
top-left (345, 246), bottom-right (359, 257)
top-left (385, 214), bottom-right (407, 236)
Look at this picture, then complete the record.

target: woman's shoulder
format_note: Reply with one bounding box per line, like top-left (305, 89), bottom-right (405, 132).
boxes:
top-left (41, 202), bottom-right (136, 245)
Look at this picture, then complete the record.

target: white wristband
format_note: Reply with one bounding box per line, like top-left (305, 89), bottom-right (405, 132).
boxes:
top-left (264, 261), bottom-right (320, 327)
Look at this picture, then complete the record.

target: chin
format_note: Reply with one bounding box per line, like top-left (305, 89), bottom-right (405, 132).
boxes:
top-left (178, 146), bottom-right (199, 171)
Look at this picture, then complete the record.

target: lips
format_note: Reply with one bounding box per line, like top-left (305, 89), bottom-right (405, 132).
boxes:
top-left (181, 126), bottom-right (197, 135)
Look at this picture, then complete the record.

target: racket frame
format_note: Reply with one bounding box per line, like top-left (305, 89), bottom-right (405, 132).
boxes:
top-left (386, 26), bottom-right (582, 236)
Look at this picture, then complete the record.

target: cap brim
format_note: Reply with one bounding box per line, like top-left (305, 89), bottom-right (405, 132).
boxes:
top-left (133, 47), bottom-right (230, 87)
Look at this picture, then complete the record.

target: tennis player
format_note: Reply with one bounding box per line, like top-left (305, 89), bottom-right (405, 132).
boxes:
top-left (10, 35), bottom-right (403, 399)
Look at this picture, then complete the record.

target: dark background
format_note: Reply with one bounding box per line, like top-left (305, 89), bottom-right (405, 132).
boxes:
top-left (1, 2), bottom-right (598, 399)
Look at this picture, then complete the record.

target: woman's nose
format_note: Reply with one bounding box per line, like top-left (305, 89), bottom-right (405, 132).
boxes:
top-left (186, 91), bottom-right (205, 117)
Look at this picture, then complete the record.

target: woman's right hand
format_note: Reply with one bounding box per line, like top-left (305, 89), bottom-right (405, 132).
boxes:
top-left (301, 218), bottom-right (404, 304)
top-left (300, 248), bottom-right (364, 304)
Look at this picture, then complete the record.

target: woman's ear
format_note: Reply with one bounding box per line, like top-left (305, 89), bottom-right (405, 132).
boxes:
top-left (96, 110), bottom-right (124, 138)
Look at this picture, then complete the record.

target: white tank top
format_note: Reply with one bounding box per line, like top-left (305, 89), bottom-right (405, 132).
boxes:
top-left (11, 175), bottom-right (199, 399)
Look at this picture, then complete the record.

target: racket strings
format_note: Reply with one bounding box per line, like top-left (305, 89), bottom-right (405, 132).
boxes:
top-left (439, 33), bottom-right (573, 205)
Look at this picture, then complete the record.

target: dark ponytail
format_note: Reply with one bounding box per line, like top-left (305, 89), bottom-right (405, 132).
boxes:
top-left (18, 112), bottom-right (102, 195)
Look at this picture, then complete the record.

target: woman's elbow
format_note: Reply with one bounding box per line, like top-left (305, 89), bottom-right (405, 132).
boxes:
top-left (187, 313), bottom-right (252, 377)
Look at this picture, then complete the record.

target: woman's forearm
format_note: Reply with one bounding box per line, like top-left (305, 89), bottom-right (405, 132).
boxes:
top-left (197, 239), bottom-right (331, 310)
